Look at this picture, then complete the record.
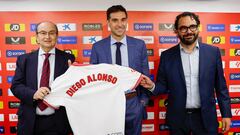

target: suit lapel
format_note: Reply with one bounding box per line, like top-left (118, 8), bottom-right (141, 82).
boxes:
top-left (126, 36), bottom-right (134, 68)
top-left (199, 43), bottom-right (205, 88)
top-left (104, 36), bottom-right (112, 64)
top-left (54, 48), bottom-right (64, 79)
top-left (29, 50), bottom-right (39, 90)
top-left (174, 45), bottom-right (186, 87)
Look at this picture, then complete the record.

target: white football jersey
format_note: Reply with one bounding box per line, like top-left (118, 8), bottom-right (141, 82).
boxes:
top-left (44, 63), bottom-right (142, 135)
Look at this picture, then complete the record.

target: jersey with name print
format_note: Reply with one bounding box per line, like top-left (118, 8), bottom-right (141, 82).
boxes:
top-left (44, 63), bottom-right (142, 135)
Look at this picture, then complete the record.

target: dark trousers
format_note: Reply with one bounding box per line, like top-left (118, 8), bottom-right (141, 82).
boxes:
top-left (34, 114), bottom-right (67, 135)
top-left (170, 109), bottom-right (218, 135)
top-left (125, 96), bottom-right (144, 135)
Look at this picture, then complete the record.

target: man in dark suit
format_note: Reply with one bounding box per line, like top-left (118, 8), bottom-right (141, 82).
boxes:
top-left (90, 5), bottom-right (150, 135)
top-left (11, 21), bottom-right (75, 135)
top-left (140, 12), bottom-right (232, 135)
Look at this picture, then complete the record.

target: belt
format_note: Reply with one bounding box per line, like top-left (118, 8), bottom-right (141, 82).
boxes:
top-left (125, 92), bottom-right (137, 99)
top-left (186, 108), bottom-right (201, 114)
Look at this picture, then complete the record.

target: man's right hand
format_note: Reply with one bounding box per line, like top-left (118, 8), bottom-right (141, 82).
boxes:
top-left (140, 75), bottom-right (155, 89)
top-left (33, 87), bottom-right (51, 100)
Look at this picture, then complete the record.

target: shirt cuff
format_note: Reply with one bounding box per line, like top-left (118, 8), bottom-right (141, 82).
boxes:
top-left (148, 84), bottom-right (155, 92)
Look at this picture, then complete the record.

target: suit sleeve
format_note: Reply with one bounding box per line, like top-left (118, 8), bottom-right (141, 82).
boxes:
top-left (153, 52), bottom-right (168, 95)
top-left (10, 56), bottom-right (36, 105)
top-left (90, 43), bottom-right (98, 64)
top-left (138, 41), bottom-right (151, 105)
top-left (215, 48), bottom-right (232, 118)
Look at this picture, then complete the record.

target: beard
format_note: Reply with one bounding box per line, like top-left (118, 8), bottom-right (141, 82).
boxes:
top-left (179, 33), bottom-right (199, 46)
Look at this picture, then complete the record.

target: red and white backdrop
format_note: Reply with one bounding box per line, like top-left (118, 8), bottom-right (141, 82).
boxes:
top-left (0, 11), bottom-right (239, 135)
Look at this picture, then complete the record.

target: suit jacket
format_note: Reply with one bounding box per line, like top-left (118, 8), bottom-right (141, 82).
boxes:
top-left (90, 36), bottom-right (150, 118)
top-left (153, 43), bottom-right (232, 132)
top-left (11, 48), bottom-right (75, 135)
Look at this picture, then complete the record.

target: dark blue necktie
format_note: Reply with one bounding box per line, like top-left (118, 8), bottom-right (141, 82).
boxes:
top-left (115, 42), bottom-right (122, 65)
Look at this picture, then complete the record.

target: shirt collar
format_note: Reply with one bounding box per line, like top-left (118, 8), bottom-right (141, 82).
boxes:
top-left (39, 47), bottom-right (56, 56)
top-left (110, 35), bottom-right (127, 46)
top-left (179, 42), bottom-right (199, 52)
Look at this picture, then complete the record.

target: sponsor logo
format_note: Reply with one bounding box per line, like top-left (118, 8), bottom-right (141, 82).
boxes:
top-left (231, 97), bottom-right (240, 104)
top-left (159, 99), bottom-right (168, 107)
top-left (134, 23), bottom-right (153, 31)
top-left (8, 101), bottom-right (20, 109)
top-left (5, 37), bottom-right (26, 44)
top-left (230, 73), bottom-right (240, 80)
top-left (159, 49), bottom-right (167, 56)
top-left (30, 24), bottom-right (37, 31)
top-left (231, 109), bottom-right (240, 116)
top-left (159, 36), bottom-right (178, 44)
top-left (231, 120), bottom-right (240, 128)
top-left (6, 50), bottom-right (26, 57)
top-left (147, 112), bottom-right (154, 120)
top-left (82, 23), bottom-right (102, 31)
top-left (83, 50), bottom-right (91, 57)
top-left (6, 63), bottom-right (16, 71)
top-left (147, 49), bottom-right (154, 56)
top-left (229, 85), bottom-right (240, 92)
top-left (228, 132), bottom-right (240, 135)
top-left (8, 89), bottom-right (14, 96)
top-left (142, 124), bottom-right (154, 132)
top-left (0, 126), bottom-right (4, 134)
top-left (207, 36), bottom-right (225, 44)
top-left (64, 49), bottom-right (78, 58)
top-left (230, 36), bottom-right (240, 44)
top-left (0, 114), bottom-right (4, 121)
top-left (82, 36), bottom-right (102, 44)
top-left (9, 114), bottom-right (18, 121)
top-left (159, 124), bottom-right (170, 131)
top-left (220, 49), bottom-right (225, 56)
top-left (230, 61), bottom-right (240, 68)
top-left (230, 24), bottom-right (240, 32)
top-left (0, 101), bottom-right (3, 109)
top-left (0, 88), bottom-right (2, 96)
top-left (207, 24), bottom-right (225, 32)
top-left (57, 23), bottom-right (76, 31)
top-left (159, 23), bottom-right (174, 31)
top-left (0, 76), bottom-right (2, 84)
top-left (5, 23), bottom-right (25, 32)
top-left (134, 36), bottom-right (154, 44)
top-left (31, 36), bottom-right (37, 45)
top-left (148, 99), bottom-right (154, 107)
top-left (149, 61), bottom-right (154, 70)
top-left (230, 49), bottom-right (240, 56)
top-left (7, 76), bottom-right (13, 83)
top-left (10, 126), bottom-right (17, 134)
top-left (58, 36), bottom-right (77, 44)
top-left (159, 111), bottom-right (166, 119)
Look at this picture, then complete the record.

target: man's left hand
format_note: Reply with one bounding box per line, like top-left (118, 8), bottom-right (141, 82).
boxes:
top-left (222, 118), bottom-right (231, 133)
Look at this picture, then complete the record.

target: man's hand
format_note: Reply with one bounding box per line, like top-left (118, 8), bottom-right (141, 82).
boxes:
top-left (140, 75), bottom-right (154, 89)
top-left (221, 118), bottom-right (231, 133)
top-left (33, 87), bottom-right (51, 100)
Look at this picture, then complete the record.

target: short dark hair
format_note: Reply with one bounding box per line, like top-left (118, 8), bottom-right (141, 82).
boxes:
top-left (107, 5), bottom-right (128, 20)
top-left (35, 21), bottom-right (58, 35)
top-left (174, 12), bottom-right (200, 30)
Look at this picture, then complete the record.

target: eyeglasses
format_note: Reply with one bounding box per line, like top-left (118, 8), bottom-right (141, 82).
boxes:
top-left (37, 31), bottom-right (57, 36)
top-left (178, 24), bottom-right (198, 33)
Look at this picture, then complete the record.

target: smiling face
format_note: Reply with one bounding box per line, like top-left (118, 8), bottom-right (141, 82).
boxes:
top-left (36, 22), bottom-right (58, 52)
top-left (108, 11), bottom-right (127, 40)
top-left (175, 16), bottom-right (199, 46)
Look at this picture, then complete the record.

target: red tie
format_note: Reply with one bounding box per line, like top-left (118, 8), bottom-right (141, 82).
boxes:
top-left (37, 53), bottom-right (51, 111)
